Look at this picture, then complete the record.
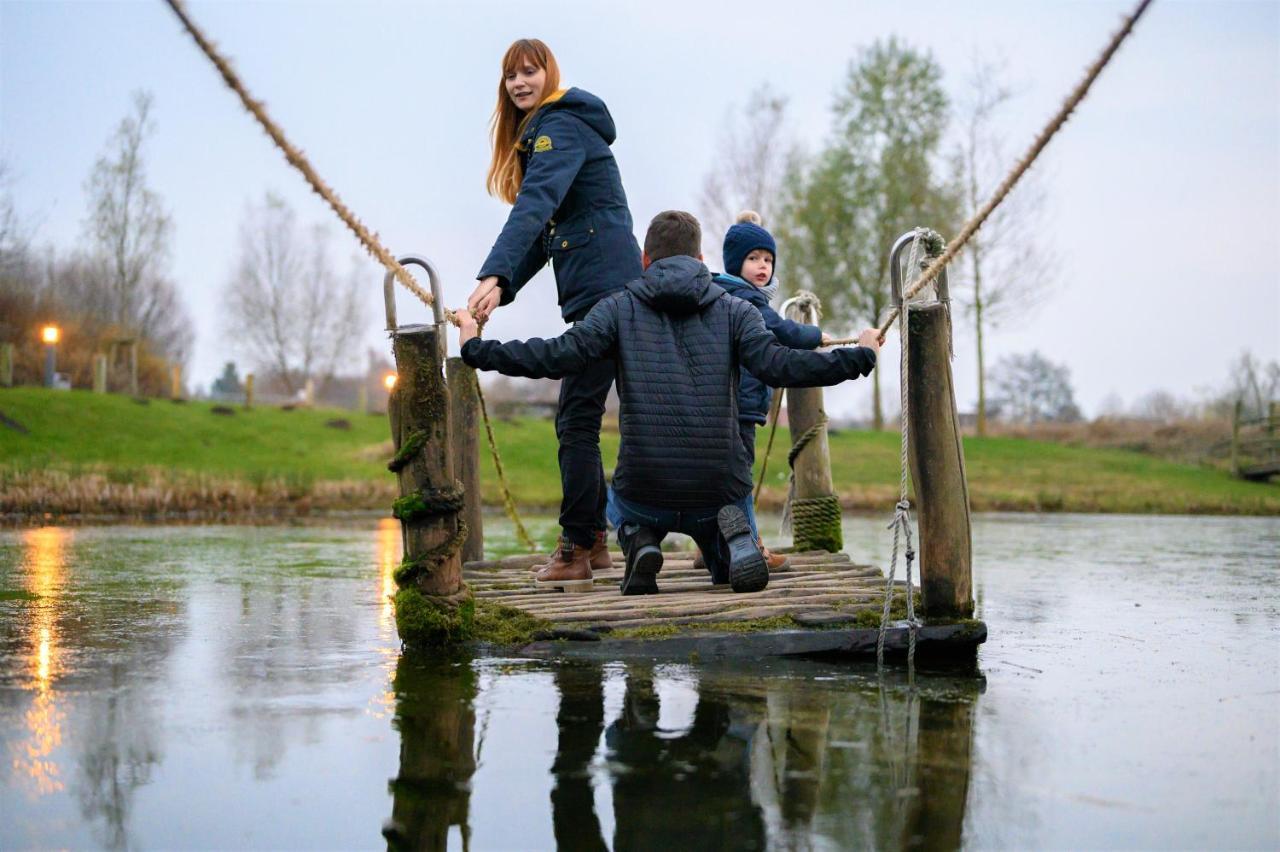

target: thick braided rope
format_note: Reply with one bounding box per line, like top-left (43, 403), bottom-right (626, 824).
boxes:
top-left (790, 495), bottom-right (842, 551)
top-left (162, 0), bottom-right (456, 325)
top-left (474, 382), bottom-right (537, 552)
top-left (780, 414), bottom-right (827, 533)
top-left (821, 0), bottom-right (1154, 350)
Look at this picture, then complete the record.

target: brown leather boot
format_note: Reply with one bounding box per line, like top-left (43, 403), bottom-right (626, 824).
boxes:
top-left (759, 537), bottom-right (790, 571)
top-left (589, 531), bottom-right (614, 572)
top-left (533, 540), bottom-right (594, 593)
top-left (693, 548), bottom-right (707, 573)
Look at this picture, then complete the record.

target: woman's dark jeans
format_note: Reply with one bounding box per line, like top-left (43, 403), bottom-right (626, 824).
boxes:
top-left (556, 353), bottom-right (615, 548)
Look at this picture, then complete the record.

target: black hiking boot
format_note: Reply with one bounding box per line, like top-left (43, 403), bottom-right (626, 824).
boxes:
top-left (718, 505), bottom-right (768, 593)
top-left (618, 523), bottom-right (663, 596)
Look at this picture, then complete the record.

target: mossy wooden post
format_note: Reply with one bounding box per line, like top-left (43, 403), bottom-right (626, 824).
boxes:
top-left (1, 342), bottom-right (14, 387)
top-left (905, 302), bottom-right (974, 621)
top-left (244, 373), bottom-right (254, 410)
top-left (93, 354), bottom-right (108, 393)
top-left (782, 295), bottom-right (842, 553)
top-left (447, 357), bottom-right (484, 564)
top-left (169, 364), bottom-right (182, 399)
top-left (384, 254), bottom-right (471, 646)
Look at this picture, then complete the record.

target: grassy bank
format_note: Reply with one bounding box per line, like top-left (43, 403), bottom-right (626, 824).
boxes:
top-left (1, 387), bottom-right (1275, 520)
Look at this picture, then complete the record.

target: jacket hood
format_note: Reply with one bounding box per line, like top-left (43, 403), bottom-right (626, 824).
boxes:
top-left (538, 87), bottom-right (617, 144)
top-left (712, 272), bottom-right (769, 307)
top-left (626, 256), bottom-right (723, 315)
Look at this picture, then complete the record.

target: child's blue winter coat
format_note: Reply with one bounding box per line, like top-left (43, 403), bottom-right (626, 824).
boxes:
top-left (477, 88), bottom-right (642, 322)
top-left (713, 273), bottom-right (823, 424)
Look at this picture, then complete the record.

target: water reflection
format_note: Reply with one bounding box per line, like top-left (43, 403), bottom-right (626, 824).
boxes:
top-left (385, 656), bottom-right (983, 851)
top-left (11, 527), bottom-right (70, 796)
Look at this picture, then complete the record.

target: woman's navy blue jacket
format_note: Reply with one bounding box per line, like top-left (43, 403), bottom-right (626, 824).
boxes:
top-left (478, 88), bottom-right (642, 322)
top-left (712, 273), bottom-right (823, 425)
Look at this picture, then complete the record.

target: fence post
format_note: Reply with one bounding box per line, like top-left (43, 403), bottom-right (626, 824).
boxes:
top-left (0, 343), bottom-right (13, 387)
top-left (128, 340), bottom-right (139, 397)
top-left (1231, 399), bottom-right (1242, 475)
top-left (1269, 401), bottom-right (1278, 464)
top-left (244, 373), bottom-right (255, 410)
top-left (93, 354), bottom-right (108, 393)
top-left (783, 297), bottom-right (842, 553)
top-left (170, 364), bottom-right (182, 399)
top-left (388, 325), bottom-right (470, 645)
top-left (357, 383), bottom-right (368, 414)
top-left (447, 357), bottom-right (484, 564)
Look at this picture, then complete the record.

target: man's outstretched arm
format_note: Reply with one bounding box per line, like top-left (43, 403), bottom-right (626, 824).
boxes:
top-left (457, 297), bottom-right (618, 380)
top-left (734, 303), bottom-right (878, 387)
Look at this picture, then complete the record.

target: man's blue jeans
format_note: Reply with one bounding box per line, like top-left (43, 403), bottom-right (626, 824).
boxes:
top-left (606, 489), bottom-right (757, 585)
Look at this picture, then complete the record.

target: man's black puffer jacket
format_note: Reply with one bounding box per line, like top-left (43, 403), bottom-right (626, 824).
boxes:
top-left (462, 255), bottom-right (877, 509)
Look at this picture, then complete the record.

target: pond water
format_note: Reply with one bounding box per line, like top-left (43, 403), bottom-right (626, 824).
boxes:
top-left (1, 513), bottom-right (1276, 849)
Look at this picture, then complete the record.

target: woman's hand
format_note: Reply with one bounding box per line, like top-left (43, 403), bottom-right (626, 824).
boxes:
top-left (468, 276), bottom-right (503, 321)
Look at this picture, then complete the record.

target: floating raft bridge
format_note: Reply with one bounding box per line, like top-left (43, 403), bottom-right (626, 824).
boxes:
top-left (464, 548), bottom-right (986, 661)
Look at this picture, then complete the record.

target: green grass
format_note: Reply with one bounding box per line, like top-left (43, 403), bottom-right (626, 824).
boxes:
top-left (1, 387), bottom-right (1275, 517)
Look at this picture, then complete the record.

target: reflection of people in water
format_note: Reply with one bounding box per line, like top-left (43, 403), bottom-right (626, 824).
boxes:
top-left (605, 667), bottom-right (767, 852)
top-left (550, 663), bottom-right (608, 851)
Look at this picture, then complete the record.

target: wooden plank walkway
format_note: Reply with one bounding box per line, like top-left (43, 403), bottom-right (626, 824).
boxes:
top-left (463, 549), bottom-right (988, 661)
top-left (464, 549), bottom-right (899, 630)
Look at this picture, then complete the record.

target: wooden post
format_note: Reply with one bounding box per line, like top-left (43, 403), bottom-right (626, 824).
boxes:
top-left (783, 300), bottom-right (842, 553)
top-left (0, 343), bottom-right (13, 387)
top-left (447, 357), bottom-right (484, 564)
top-left (169, 364), bottom-right (182, 399)
top-left (303, 377), bottom-right (315, 407)
top-left (128, 340), bottom-right (139, 397)
top-left (906, 302), bottom-right (974, 621)
top-left (1270, 401), bottom-right (1279, 465)
top-left (356, 383), bottom-right (368, 414)
top-left (1231, 399), bottom-right (1243, 475)
top-left (244, 373), bottom-right (255, 410)
top-left (388, 325), bottom-right (470, 645)
top-left (93, 354), bottom-right (108, 393)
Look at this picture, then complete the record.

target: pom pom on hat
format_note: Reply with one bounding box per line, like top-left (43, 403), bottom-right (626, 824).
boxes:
top-left (736, 210), bottom-right (763, 225)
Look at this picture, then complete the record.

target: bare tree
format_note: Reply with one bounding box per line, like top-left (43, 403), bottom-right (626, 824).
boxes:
top-left (223, 193), bottom-right (367, 395)
top-left (74, 92), bottom-right (193, 362)
top-left (952, 57), bottom-right (1057, 435)
top-left (698, 85), bottom-right (794, 258)
top-left (989, 351), bottom-right (1081, 424)
top-left (1223, 350), bottom-right (1280, 419)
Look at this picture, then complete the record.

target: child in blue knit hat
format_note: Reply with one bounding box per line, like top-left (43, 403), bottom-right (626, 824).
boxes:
top-left (708, 211), bottom-right (834, 571)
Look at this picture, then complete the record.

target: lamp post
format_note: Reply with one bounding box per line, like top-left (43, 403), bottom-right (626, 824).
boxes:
top-left (41, 325), bottom-right (60, 388)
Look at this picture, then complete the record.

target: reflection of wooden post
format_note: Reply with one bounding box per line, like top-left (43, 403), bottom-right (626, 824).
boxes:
top-left (1231, 399), bottom-right (1242, 475)
top-left (384, 656), bottom-right (476, 851)
top-left (906, 303), bottom-right (973, 621)
top-left (447, 357), bottom-right (484, 564)
top-left (1, 343), bottom-right (13, 387)
top-left (244, 373), bottom-right (255, 410)
top-left (903, 690), bottom-right (977, 850)
top-left (784, 300), bottom-right (842, 553)
top-left (389, 326), bottom-right (470, 645)
top-left (169, 364), bottom-right (182, 399)
top-left (93, 354), bottom-right (108, 393)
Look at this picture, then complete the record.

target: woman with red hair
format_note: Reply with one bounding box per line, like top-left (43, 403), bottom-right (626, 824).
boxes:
top-left (468, 39), bottom-right (642, 590)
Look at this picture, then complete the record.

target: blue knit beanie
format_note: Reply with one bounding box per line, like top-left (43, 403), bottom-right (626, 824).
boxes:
top-left (723, 219), bottom-right (777, 279)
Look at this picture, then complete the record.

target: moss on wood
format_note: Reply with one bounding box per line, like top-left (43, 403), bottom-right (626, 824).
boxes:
top-left (386, 429), bottom-right (426, 473)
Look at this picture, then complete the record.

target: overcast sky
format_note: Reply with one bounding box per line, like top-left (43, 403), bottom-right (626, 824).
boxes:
top-left (3, 0), bottom-right (1277, 418)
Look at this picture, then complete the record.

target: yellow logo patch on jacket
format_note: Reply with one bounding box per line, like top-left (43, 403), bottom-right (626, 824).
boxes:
top-left (533, 135), bottom-right (553, 153)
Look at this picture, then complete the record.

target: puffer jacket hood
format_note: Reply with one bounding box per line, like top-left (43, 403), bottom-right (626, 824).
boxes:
top-left (625, 256), bottom-right (724, 316)
top-left (536, 87), bottom-right (617, 145)
top-left (712, 273), bottom-right (768, 307)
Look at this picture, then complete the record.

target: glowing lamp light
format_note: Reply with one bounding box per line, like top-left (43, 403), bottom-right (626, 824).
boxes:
top-left (383, 372), bottom-right (398, 391)
top-left (41, 325), bottom-right (60, 345)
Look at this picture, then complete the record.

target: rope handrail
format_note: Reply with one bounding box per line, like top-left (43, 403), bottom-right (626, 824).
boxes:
top-left (819, 0), bottom-right (1154, 348)
top-left (162, 0), bottom-right (456, 325)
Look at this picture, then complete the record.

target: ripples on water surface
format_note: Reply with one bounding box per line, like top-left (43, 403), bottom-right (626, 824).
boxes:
top-left (0, 514), bottom-right (1276, 849)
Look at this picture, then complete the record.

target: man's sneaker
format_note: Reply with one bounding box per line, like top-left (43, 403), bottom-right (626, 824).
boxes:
top-left (759, 537), bottom-right (790, 572)
top-left (718, 505), bottom-right (769, 593)
top-left (533, 541), bottom-right (594, 592)
top-left (589, 531), bottom-right (614, 572)
top-left (618, 524), bottom-right (663, 596)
